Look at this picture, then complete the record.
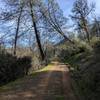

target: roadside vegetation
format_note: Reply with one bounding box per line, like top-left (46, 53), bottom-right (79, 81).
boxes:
top-left (57, 37), bottom-right (100, 100)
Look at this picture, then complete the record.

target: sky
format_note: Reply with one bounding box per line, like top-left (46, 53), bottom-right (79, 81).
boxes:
top-left (57, 0), bottom-right (100, 17)
top-left (0, 0), bottom-right (100, 38)
top-left (0, 0), bottom-right (100, 18)
top-left (0, 0), bottom-right (100, 46)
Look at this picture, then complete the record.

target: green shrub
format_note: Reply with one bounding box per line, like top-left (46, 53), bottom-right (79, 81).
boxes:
top-left (92, 39), bottom-right (100, 54)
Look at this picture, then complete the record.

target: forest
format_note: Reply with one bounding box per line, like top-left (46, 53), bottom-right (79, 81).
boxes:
top-left (0, 0), bottom-right (100, 100)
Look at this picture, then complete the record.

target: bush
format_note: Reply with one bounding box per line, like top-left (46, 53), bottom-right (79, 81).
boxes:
top-left (92, 39), bottom-right (100, 54)
top-left (0, 49), bottom-right (32, 86)
top-left (57, 39), bottom-right (92, 62)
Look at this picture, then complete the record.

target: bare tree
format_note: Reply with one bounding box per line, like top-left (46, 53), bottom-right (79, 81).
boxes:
top-left (14, 1), bottom-right (24, 55)
top-left (90, 16), bottom-right (100, 37)
top-left (29, 0), bottom-right (45, 61)
top-left (39, 0), bottom-right (74, 44)
top-left (71, 0), bottom-right (95, 42)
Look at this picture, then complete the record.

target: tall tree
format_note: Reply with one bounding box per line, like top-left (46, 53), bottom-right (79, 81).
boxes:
top-left (39, 0), bottom-right (74, 44)
top-left (0, 0), bottom-right (25, 55)
top-left (14, 1), bottom-right (24, 55)
top-left (0, 0), bottom-right (45, 60)
top-left (90, 16), bottom-right (100, 37)
top-left (29, 0), bottom-right (45, 61)
top-left (71, 0), bottom-right (95, 42)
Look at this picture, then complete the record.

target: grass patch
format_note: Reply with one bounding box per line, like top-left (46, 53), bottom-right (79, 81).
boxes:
top-left (31, 64), bottom-right (53, 77)
top-left (0, 77), bottom-right (24, 92)
top-left (55, 95), bottom-right (64, 100)
top-left (33, 64), bottom-right (52, 73)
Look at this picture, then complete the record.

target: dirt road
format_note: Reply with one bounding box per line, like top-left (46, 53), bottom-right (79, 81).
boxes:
top-left (0, 63), bottom-right (77, 100)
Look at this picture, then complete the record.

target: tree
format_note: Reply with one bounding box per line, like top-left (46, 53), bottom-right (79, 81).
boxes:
top-left (71, 0), bottom-right (95, 42)
top-left (0, 0), bottom-right (45, 60)
top-left (90, 16), bottom-right (100, 37)
top-left (39, 0), bottom-right (74, 44)
top-left (29, 0), bottom-right (45, 61)
top-left (0, 0), bottom-right (25, 55)
top-left (0, 0), bottom-right (74, 61)
top-left (14, 1), bottom-right (24, 55)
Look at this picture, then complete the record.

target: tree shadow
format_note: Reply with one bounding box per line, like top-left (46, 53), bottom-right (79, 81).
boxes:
top-left (0, 70), bottom-right (68, 100)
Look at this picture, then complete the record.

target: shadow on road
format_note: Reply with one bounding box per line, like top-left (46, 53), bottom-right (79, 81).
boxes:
top-left (0, 64), bottom-right (76, 100)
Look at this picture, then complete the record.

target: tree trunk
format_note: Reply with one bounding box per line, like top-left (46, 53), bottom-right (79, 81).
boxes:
top-left (13, 6), bottom-right (23, 55)
top-left (30, 1), bottom-right (45, 61)
top-left (84, 24), bottom-right (90, 43)
top-left (82, 18), bottom-right (90, 43)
